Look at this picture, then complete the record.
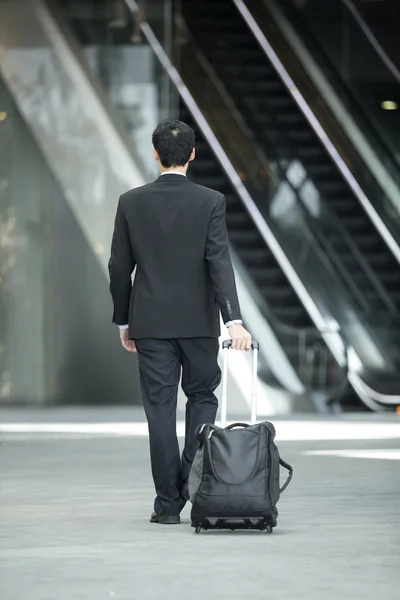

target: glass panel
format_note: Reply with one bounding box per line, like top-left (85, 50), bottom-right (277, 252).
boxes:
top-left (0, 77), bottom-right (51, 404)
top-left (0, 0), bottom-right (147, 275)
top-left (0, 74), bottom-right (143, 406)
top-left (56, 0), bottom-right (175, 180)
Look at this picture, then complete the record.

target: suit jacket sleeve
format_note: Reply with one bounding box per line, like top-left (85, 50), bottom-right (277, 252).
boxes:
top-left (205, 194), bottom-right (242, 324)
top-left (108, 196), bottom-right (136, 325)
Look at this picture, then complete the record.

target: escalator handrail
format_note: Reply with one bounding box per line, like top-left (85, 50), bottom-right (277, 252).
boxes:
top-left (232, 0), bottom-right (400, 268)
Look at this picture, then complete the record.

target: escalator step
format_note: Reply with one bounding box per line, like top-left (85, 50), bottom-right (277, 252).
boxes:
top-left (376, 272), bottom-right (400, 287)
top-left (223, 33), bottom-right (259, 48)
top-left (232, 80), bottom-right (283, 94)
top-left (352, 270), bottom-right (399, 286)
top-left (242, 97), bottom-right (304, 124)
top-left (388, 291), bottom-right (400, 302)
top-left (305, 163), bottom-right (337, 178)
top-left (327, 251), bottom-right (362, 270)
top-left (251, 267), bottom-right (288, 283)
top-left (225, 194), bottom-right (242, 210)
top-left (364, 253), bottom-right (396, 266)
top-left (226, 212), bottom-right (253, 227)
top-left (188, 159), bottom-right (220, 173)
top-left (239, 248), bottom-right (274, 263)
top-left (260, 287), bottom-right (298, 300)
top-left (326, 231), bottom-right (379, 246)
top-left (287, 130), bottom-right (315, 142)
top-left (186, 1), bottom-right (237, 16)
top-left (297, 146), bottom-right (325, 159)
top-left (276, 113), bottom-right (307, 126)
top-left (264, 97), bottom-right (299, 109)
top-left (227, 230), bottom-right (262, 246)
top-left (362, 291), bottom-right (390, 307)
top-left (328, 198), bottom-right (359, 211)
top-left (187, 18), bottom-right (242, 33)
top-left (351, 234), bottom-right (382, 249)
top-left (315, 180), bottom-right (347, 194)
top-left (340, 216), bottom-right (371, 230)
top-left (223, 64), bottom-right (274, 79)
top-left (214, 47), bottom-right (265, 63)
top-left (186, 2), bottom-right (235, 14)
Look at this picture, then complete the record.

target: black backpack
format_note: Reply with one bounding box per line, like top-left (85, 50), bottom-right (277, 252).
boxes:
top-left (189, 341), bottom-right (293, 534)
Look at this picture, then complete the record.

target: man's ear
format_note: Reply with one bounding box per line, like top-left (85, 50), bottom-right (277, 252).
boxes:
top-left (189, 148), bottom-right (195, 162)
top-left (152, 147), bottom-right (159, 162)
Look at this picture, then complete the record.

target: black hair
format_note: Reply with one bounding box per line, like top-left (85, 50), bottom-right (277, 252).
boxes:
top-left (152, 119), bottom-right (195, 168)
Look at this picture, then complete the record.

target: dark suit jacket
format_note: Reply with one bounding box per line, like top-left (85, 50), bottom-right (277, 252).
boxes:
top-left (108, 173), bottom-right (241, 339)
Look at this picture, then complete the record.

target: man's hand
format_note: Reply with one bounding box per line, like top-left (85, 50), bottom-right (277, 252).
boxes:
top-left (228, 323), bottom-right (252, 351)
top-left (119, 328), bottom-right (136, 353)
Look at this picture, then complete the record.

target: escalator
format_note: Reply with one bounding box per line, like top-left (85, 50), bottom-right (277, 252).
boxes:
top-left (182, 0), bottom-right (400, 326)
top-left (177, 0), bottom-right (400, 406)
top-left (181, 100), bottom-right (360, 409)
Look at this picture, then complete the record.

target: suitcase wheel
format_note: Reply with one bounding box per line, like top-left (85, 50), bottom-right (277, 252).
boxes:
top-left (264, 525), bottom-right (273, 534)
top-left (259, 521), bottom-right (273, 533)
top-left (195, 525), bottom-right (202, 534)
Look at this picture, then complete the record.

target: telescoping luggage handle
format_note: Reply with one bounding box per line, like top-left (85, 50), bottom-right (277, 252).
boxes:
top-left (220, 339), bottom-right (259, 428)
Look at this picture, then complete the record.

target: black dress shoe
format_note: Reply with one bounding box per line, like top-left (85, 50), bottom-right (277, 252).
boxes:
top-left (150, 512), bottom-right (180, 525)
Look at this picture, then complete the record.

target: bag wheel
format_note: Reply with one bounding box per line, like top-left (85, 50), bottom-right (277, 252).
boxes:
top-left (265, 525), bottom-right (273, 534)
top-left (195, 525), bottom-right (202, 534)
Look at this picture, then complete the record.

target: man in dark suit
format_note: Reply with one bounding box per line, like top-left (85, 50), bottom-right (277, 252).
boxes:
top-left (109, 119), bottom-right (252, 524)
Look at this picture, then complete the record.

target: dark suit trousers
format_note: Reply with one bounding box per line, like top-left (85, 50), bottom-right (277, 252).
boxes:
top-left (135, 338), bottom-right (221, 516)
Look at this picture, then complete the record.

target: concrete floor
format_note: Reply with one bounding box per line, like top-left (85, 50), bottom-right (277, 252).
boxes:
top-left (1, 408), bottom-right (399, 600)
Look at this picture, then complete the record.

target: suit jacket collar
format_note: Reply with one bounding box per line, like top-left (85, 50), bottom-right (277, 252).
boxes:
top-left (156, 173), bottom-right (190, 183)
